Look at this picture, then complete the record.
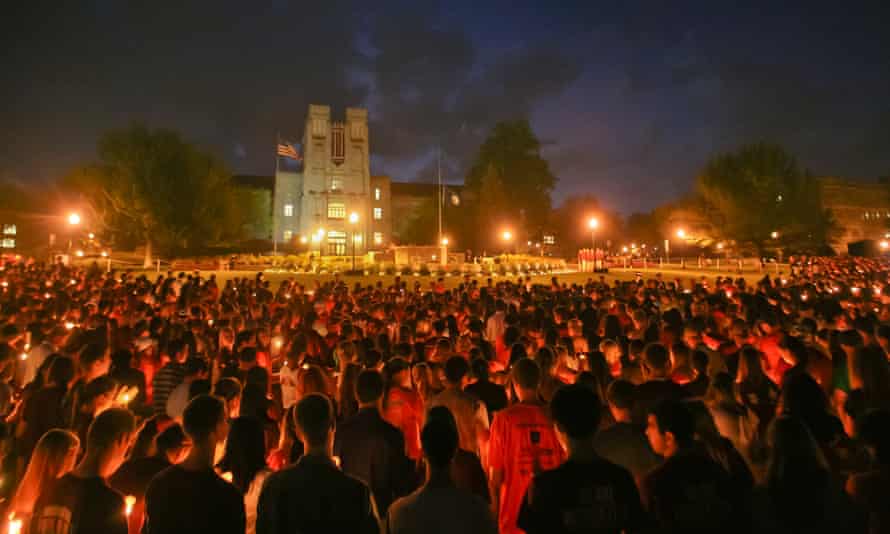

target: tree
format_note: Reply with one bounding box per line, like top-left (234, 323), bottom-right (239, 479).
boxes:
top-left (696, 143), bottom-right (834, 252)
top-left (465, 120), bottom-right (557, 244)
top-left (64, 124), bottom-right (242, 265)
top-left (549, 194), bottom-right (623, 256)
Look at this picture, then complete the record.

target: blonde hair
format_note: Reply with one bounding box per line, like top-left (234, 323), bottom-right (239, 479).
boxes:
top-left (10, 430), bottom-right (80, 516)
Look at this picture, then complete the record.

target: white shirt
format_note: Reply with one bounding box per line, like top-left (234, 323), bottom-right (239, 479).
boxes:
top-left (485, 311), bottom-right (506, 343)
top-left (279, 365), bottom-right (299, 409)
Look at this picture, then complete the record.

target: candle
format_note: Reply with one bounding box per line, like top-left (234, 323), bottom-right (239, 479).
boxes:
top-left (125, 495), bottom-right (136, 517)
top-left (221, 471), bottom-right (233, 483)
top-left (8, 514), bottom-right (22, 534)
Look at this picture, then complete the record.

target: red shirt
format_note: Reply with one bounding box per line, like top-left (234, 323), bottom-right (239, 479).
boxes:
top-left (384, 386), bottom-right (424, 460)
top-left (489, 403), bottom-right (566, 534)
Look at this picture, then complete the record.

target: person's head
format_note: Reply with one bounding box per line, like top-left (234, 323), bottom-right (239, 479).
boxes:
top-left (643, 343), bottom-right (671, 379)
top-left (47, 355), bottom-right (75, 388)
top-left (82, 375), bottom-right (118, 417)
top-left (422, 406), bottom-right (459, 472)
top-left (155, 423), bottom-right (188, 464)
top-left (217, 417), bottom-right (267, 493)
top-left (213, 377), bottom-right (243, 419)
top-left (12, 429), bottom-right (80, 512)
top-left (110, 349), bottom-right (133, 371)
top-left (470, 357), bottom-right (489, 383)
top-left (167, 339), bottom-right (188, 364)
top-left (551, 384), bottom-right (602, 453)
top-left (183, 357), bottom-right (209, 380)
top-left (511, 357), bottom-right (541, 401)
top-left (182, 395), bottom-right (228, 449)
top-left (383, 357), bottom-right (411, 389)
top-left (605, 379), bottom-right (635, 422)
top-left (443, 356), bottom-right (470, 388)
top-left (705, 372), bottom-right (736, 405)
top-left (355, 369), bottom-right (384, 407)
top-left (294, 393), bottom-right (334, 452)
top-left (78, 343), bottom-right (110, 380)
top-left (646, 399), bottom-right (693, 458)
top-left (766, 415), bottom-right (829, 489)
top-left (84, 408), bottom-right (136, 476)
top-left (130, 414), bottom-right (172, 459)
top-left (859, 409), bottom-right (890, 465)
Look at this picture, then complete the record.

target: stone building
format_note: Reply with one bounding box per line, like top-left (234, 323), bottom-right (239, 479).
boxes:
top-left (818, 178), bottom-right (890, 250)
top-left (237, 104), bottom-right (458, 253)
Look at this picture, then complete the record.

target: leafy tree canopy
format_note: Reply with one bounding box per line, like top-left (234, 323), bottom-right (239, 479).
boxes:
top-left (64, 124), bottom-right (242, 264)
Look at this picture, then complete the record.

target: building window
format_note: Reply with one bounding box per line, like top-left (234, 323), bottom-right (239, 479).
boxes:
top-left (328, 202), bottom-right (346, 219)
top-left (0, 238), bottom-right (14, 249)
top-left (373, 207), bottom-right (383, 220)
top-left (327, 231), bottom-right (346, 255)
top-left (373, 232), bottom-right (383, 245)
top-left (283, 230), bottom-right (292, 241)
top-left (543, 234), bottom-right (555, 245)
top-left (374, 188), bottom-right (381, 201)
top-left (283, 204), bottom-right (294, 217)
top-left (330, 177), bottom-right (343, 191)
top-left (2, 224), bottom-right (15, 235)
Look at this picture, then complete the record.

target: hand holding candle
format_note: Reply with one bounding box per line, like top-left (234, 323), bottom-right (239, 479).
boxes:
top-left (125, 495), bottom-right (136, 517)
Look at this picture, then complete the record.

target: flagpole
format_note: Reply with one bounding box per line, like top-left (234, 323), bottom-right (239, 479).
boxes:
top-left (437, 146), bottom-right (442, 244)
top-left (273, 132), bottom-right (279, 257)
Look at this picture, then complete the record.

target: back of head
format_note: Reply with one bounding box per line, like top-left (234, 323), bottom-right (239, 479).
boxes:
top-left (14, 429), bottom-right (79, 509)
top-left (213, 377), bottom-right (243, 403)
top-left (859, 409), bottom-right (890, 465)
top-left (86, 408), bottom-right (136, 454)
top-left (551, 384), bottom-right (602, 440)
top-left (444, 356), bottom-right (469, 386)
top-left (218, 416), bottom-right (267, 492)
top-left (182, 395), bottom-right (226, 443)
top-left (767, 415), bottom-right (828, 489)
top-left (355, 369), bottom-right (384, 404)
top-left (422, 406), bottom-right (459, 469)
top-left (470, 357), bottom-right (489, 382)
top-left (156, 423), bottom-right (186, 457)
top-left (651, 399), bottom-right (694, 448)
top-left (606, 379), bottom-right (636, 411)
top-left (48, 356), bottom-right (76, 387)
top-left (643, 343), bottom-right (670, 377)
top-left (512, 357), bottom-right (541, 391)
top-left (295, 393), bottom-right (333, 447)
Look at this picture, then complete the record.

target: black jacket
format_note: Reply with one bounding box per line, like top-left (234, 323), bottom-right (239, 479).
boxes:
top-left (334, 407), bottom-right (417, 514)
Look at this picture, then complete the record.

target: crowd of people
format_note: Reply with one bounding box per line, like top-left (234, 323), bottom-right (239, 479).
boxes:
top-left (0, 255), bottom-right (889, 533)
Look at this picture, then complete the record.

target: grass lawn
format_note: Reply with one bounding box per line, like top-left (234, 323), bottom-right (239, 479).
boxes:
top-left (126, 265), bottom-right (777, 289)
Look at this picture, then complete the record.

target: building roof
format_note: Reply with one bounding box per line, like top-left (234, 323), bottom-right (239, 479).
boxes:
top-left (390, 181), bottom-right (464, 197)
top-left (233, 174), bottom-right (274, 190)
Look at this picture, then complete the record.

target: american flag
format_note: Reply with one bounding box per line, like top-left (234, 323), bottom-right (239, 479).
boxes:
top-left (277, 141), bottom-right (300, 160)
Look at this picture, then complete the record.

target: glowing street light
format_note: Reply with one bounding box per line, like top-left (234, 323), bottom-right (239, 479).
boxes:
top-left (299, 235), bottom-right (308, 244)
top-left (881, 240), bottom-right (889, 250)
top-left (441, 237), bottom-right (449, 246)
top-left (348, 212), bottom-right (359, 272)
top-left (676, 229), bottom-right (686, 239)
top-left (587, 217), bottom-right (599, 230)
top-left (501, 230), bottom-right (513, 241)
top-left (67, 213), bottom-right (81, 226)
top-left (771, 231), bottom-right (779, 239)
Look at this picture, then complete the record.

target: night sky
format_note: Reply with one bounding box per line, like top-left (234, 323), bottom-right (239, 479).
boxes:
top-left (3, 1), bottom-right (889, 214)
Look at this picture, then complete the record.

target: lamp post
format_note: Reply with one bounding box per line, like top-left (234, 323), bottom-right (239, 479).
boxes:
top-left (501, 230), bottom-right (513, 255)
top-left (440, 237), bottom-right (449, 267)
top-left (587, 217), bottom-right (599, 271)
top-left (67, 212), bottom-right (81, 253)
top-left (349, 212), bottom-right (359, 272)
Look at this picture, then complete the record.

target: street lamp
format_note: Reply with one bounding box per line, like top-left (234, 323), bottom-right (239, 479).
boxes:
top-left (440, 237), bottom-right (449, 267)
top-left (68, 213), bottom-right (81, 226)
top-left (348, 212), bottom-right (359, 272)
top-left (771, 231), bottom-right (779, 239)
top-left (587, 217), bottom-right (599, 271)
top-left (676, 229), bottom-right (686, 239)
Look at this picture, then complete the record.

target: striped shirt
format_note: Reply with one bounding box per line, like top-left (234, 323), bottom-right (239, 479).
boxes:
top-left (152, 363), bottom-right (186, 414)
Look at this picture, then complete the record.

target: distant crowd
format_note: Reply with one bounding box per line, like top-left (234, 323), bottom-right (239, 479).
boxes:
top-left (0, 255), bottom-right (889, 533)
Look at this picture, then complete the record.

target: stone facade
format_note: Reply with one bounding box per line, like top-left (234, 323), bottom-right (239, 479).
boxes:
top-left (274, 105), bottom-right (375, 254)
top-left (818, 178), bottom-right (890, 251)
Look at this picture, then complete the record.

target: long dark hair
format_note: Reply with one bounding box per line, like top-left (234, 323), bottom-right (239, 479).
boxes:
top-left (217, 417), bottom-right (267, 494)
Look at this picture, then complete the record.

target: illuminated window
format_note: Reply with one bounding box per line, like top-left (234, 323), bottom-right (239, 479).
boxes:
top-left (330, 177), bottom-right (343, 191)
top-left (373, 207), bottom-right (383, 220)
top-left (543, 234), bottom-right (555, 245)
top-left (328, 202), bottom-right (346, 219)
top-left (283, 204), bottom-right (294, 217)
top-left (327, 231), bottom-right (346, 255)
top-left (374, 188), bottom-right (381, 201)
top-left (0, 238), bottom-right (14, 249)
top-left (373, 232), bottom-right (383, 245)
top-left (283, 230), bottom-right (292, 241)
top-left (2, 224), bottom-right (15, 235)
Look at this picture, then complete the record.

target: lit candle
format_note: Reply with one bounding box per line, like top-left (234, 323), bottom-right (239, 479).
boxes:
top-left (221, 471), bottom-right (233, 483)
top-left (64, 321), bottom-right (75, 330)
top-left (125, 495), bottom-right (136, 517)
top-left (8, 514), bottom-right (22, 534)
